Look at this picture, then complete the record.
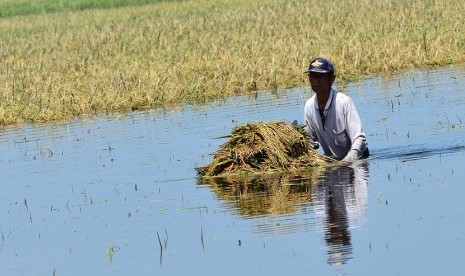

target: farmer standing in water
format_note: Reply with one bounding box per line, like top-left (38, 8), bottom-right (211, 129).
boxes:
top-left (303, 57), bottom-right (369, 162)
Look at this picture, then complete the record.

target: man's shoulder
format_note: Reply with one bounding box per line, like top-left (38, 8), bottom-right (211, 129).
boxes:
top-left (334, 90), bottom-right (351, 99)
top-left (304, 95), bottom-right (316, 116)
top-left (305, 95), bottom-right (316, 108)
top-left (334, 91), bottom-right (354, 105)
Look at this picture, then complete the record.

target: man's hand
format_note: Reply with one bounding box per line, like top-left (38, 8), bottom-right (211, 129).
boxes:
top-left (291, 120), bottom-right (298, 129)
top-left (342, 149), bottom-right (359, 162)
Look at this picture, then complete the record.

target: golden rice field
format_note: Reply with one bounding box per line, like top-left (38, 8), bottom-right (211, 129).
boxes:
top-left (0, 0), bottom-right (464, 125)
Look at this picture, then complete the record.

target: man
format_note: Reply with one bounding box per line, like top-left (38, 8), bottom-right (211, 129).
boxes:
top-left (303, 57), bottom-right (369, 162)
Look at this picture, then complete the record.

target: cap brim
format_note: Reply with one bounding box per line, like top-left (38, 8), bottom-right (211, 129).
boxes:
top-left (308, 68), bottom-right (332, 73)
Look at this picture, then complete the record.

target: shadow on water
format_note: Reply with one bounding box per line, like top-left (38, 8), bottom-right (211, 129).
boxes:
top-left (198, 161), bottom-right (370, 266)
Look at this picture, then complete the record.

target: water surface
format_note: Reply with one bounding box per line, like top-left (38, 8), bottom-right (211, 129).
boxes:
top-left (1, 64), bottom-right (465, 275)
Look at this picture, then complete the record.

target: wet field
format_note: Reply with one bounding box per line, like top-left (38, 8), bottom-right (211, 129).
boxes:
top-left (1, 64), bottom-right (465, 275)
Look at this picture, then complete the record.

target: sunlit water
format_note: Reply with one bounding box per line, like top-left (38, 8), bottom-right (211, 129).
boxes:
top-left (1, 64), bottom-right (464, 275)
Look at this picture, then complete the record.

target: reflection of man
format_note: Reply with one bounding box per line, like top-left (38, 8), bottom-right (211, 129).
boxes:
top-left (313, 161), bottom-right (370, 265)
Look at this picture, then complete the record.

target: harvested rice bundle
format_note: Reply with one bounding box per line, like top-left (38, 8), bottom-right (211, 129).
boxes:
top-left (196, 121), bottom-right (336, 177)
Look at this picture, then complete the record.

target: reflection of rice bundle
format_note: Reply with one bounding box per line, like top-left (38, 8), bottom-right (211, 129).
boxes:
top-left (198, 174), bottom-right (322, 216)
top-left (196, 121), bottom-right (335, 177)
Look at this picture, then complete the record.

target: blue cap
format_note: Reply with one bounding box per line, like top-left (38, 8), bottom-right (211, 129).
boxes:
top-left (305, 57), bottom-right (334, 74)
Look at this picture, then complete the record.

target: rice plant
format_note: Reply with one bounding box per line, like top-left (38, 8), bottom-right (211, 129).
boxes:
top-left (0, 0), bottom-right (464, 124)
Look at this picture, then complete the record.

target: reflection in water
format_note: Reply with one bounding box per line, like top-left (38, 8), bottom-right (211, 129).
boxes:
top-left (198, 162), bottom-right (369, 265)
top-left (198, 170), bottom-right (323, 216)
top-left (314, 162), bottom-right (369, 266)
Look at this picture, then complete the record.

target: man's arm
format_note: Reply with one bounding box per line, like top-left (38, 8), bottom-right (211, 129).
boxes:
top-left (342, 99), bottom-right (368, 161)
top-left (304, 117), bottom-right (320, 150)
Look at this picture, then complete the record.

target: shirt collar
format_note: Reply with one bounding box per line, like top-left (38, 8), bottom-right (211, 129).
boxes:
top-left (314, 88), bottom-right (336, 111)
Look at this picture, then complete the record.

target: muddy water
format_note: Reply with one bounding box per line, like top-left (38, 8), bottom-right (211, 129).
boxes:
top-left (1, 64), bottom-right (464, 275)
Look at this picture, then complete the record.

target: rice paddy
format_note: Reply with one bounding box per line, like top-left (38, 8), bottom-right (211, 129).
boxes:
top-left (1, 65), bottom-right (465, 274)
top-left (0, 0), bottom-right (464, 124)
top-left (0, 0), bottom-right (182, 18)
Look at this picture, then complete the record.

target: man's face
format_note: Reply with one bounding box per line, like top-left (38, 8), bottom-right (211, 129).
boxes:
top-left (309, 72), bottom-right (335, 94)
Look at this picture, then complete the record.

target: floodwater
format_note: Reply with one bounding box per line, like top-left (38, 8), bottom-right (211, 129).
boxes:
top-left (1, 64), bottom-right (465, 275)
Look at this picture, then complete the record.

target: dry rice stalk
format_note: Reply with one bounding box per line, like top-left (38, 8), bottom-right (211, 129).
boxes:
top-left (196, 121), bottom-right (336, 178)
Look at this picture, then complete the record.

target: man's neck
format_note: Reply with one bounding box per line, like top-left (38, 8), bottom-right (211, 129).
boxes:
top-left (317, 89), bottom-right (331, 110)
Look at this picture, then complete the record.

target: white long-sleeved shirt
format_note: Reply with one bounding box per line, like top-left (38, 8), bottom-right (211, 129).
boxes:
top-left (304, 88), bottom-right (368, 160)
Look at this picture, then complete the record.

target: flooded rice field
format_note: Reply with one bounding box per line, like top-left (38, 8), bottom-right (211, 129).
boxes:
top-left (1, 64), bottom-right (465, 275)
